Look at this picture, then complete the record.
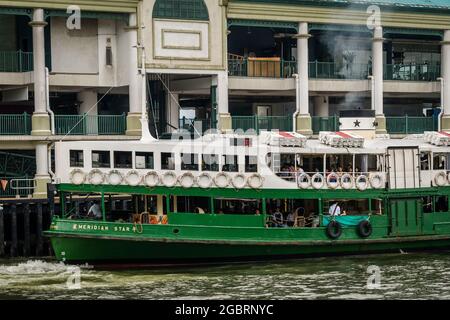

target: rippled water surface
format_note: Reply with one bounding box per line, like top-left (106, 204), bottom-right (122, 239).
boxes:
top-left (1, 252), bottom-right (450, 299)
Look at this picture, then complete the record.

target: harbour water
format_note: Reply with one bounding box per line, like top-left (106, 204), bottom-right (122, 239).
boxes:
top-left (2, 252), bottom-right (450, 299)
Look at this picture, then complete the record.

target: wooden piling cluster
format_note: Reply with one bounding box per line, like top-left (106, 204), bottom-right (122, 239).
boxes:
top-left (0, 201), bottom-right (52, 258)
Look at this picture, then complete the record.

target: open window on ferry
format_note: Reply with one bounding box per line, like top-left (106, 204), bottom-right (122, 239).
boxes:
top-left (92, 150), bottom-right (110, 168)
top-left (215, 198), bottom-right (261, 215)
top-left (69, 150), bottom-right (83, 167)
top-left (202, 154), bottom-right (219, 171)
top-left (323, 199), bottom-right (383, 216)
top-left (181, 153), bottom-right (199, 170)
top-left (433, 153), bottom-right (449, 170)
top-left (265, 199), bottom-right (320, 227)
top-left (114, 151), bottom-right (132, 169)
top-left (161, 152), bottom-right (175, 170)
top-left (177, 196), bottom-right (212, 214)
top-left (222, 155), bottom-right (238, 172)
top-left (135, 152), bottom-right (154, 169)
top-left (420, 152), bottom-right (431, 170)
top-left (326, 154), bottom-right (354, 173)
top-left (436, 196), bottom-right (449, 212)
top-left (245, 156), bottom-right (258, 172)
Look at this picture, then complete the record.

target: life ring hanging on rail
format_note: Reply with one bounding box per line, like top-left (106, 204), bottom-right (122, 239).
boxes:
top-left (311, 173), bottom-right (324, 189)
top-left (125, 170), bottom-right (141, 186)
top-left (326, 172), bottom-right (339, 189)
top-left (247, 173), bottom-right (264, 189)
top-left (369, 173), bottom-right (384, 189)
top-left (162, 171), bottom-right (178, 187)
top-left (70, 169), bottom-right (85, 185)
top-left (297, 172), bottom-right (311, 189)
top-left (197, 172), bottom-right (213, 189)
top-left (179, 172), bottom-right (195, 188)
top-left (108, 170), bottom-right (123, 186)
top-left (88, 169), bottom-right (104, 185)
top-left (434, 171), bottom-right (447, 187)
top-left (232, 174), bottom-right (247, 189)
top-left (340, 173), bottom-right (354, 190)
top-left (144, 171), bottom-right (160, 187)
top-left (214, 172), bottom-right (230, 188)
top-left (355, 175), bottom-right (369, 191)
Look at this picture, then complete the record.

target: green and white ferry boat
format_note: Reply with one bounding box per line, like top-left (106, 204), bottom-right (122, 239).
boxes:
top-left (45, 117), bottom-right (450, 265)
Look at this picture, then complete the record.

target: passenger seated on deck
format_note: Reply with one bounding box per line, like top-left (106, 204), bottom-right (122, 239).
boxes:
top-left (194, 207), bottom-right (205, 214)
top-left (271, 207), bottom-right (284, 227)
top-left (286, 211), bottom-right (296, 227)
top-left (328, 202), bottom-right (341, 216)
top-left (87, 201), bottom-right (102, 219)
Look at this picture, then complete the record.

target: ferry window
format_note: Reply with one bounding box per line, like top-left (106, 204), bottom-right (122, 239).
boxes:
top-left (420, 152), bottom-right (430, 170)
top-left (161, 153), bottom-right (175, 170)
top-left (433, 154), bottom-right (447, 170)
top-left (114, 151), bottom-right (132, 169)
top-left (202, 154), bottom-right (219, 171)
top-left (181, 153), bottom-right (199, 170)
top-left (92, 150), bottom-right (110, 168)
top-left (245, 156), bottom-right (258, 172)
top-left (355, 154), bottom-right (378, 173)
top-left (436, 196), bottom-right (449, 212)
top-left (70, 150), bottom-right (83, 167)
top-left (135, 152), bottom-right (154, 169)
top-left (423, 196), bottom-right (433, 213)
top-left (222, 155), bottom-right (238, 172)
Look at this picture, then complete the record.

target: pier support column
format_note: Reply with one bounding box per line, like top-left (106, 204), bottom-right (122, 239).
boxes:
top-left (314, 96), bottom-right (329, 117)
top-left (33, 142), bottom-right (51, 199)
top-left (294, 22), bottom-right (312, 135)
top-left (441, 30), bottom-right (450, 130)
top-left (125, 13), bottom-right (142, 136)
top-left (372, 26), bottom-right (386, 134)
top-left (157, 195), bottom-right (164, 216)
top-left (215, 71), bottom-right (231, 131)
top-left (30, 8), bottom-right (51, 136)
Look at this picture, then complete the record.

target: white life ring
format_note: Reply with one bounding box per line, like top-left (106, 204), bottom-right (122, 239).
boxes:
top-left (434, 171), bottom-right (447, 187)
top-left (197, 172), bottom-right (213, 189)
top-left (162, 171), bottom-right (178, 187)
top-left (88, 169), bottom-right (104, 185)
top-left (232, 174), bottom-right (247, 189)
top-left (326, 172), bottom-right (339, 189)
top-left (125, 170), bottom-right (141, 186)
top-left (296, 173), bottom-right (311, 189)
top-left (70, 169), bottom-right (85, 185)
top-left (214, 172), bottom-right (230, 188)
top-left (247, 173), bottom-right (264, 189)
top-left (340, 173), bottom-right (354, 189)
top-left (369, 173), bottom-right (384, 189)
top-left (179, 172), bottom-right (195, 188)
top-left (107, 170), bottom-right (123, 185)
top-left (143, 171), bottom-right (159, 187)
top-left (311, 173), bottom-right (324, 189)
top-left (355, 175), bottom-right (369, 191)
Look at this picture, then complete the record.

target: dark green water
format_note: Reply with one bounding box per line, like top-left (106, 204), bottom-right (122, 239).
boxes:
top-left (1, 252), bottom-right (450, 299)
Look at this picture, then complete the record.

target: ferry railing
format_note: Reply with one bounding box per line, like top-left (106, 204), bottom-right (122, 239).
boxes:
top-left (228, 57), bottom-right (296, 78)
top-left (55, 114), bottom-right (126, 135)
top-left (8, 178), bottom-right (35, 199)
top-left (231, 115), bottom-right (293, 133)
top-left (276, 171), bottom-right (379, 186)
top-left (384, 63), bottom-right (440, 81)
top-left (0, 113), bottom-right (32, 135)
top-left (309, 61), bottom-right (370, 80)
top-left (0, 50), bottom-right (33, 72)
top-left (312, 116), bottom-right (340, 134)
top-left (386, 115), bottom-right (437, 134)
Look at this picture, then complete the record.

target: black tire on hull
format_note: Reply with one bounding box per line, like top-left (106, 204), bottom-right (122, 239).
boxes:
top-left (326, 221), bottom-right (342, 239)
top-left (357, 220), bottom-right (373, 238)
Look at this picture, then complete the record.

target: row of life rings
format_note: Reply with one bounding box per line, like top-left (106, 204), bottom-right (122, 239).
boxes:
top-left (297, 172), bottom-right (385, 190)
top-left (70, 169), bottom-right (264, 189)
top-left (434, 171), bottom-right (450, 187)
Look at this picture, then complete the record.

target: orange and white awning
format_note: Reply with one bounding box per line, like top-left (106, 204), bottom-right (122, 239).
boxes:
top-left (263, 131), bottom-right (307, 147)
top-left (424, 131), bottom-right (450, 146)
top-left (319, 131), bottom-right (364, 148)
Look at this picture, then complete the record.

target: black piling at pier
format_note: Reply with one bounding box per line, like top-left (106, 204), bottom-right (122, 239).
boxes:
top-left (0, 200), bottom-right (53, 258)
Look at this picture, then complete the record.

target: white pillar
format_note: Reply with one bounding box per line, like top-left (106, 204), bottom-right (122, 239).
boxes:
top-left (167, 92), bottom-right (179, 133)
top-left (215, 71), bottom-right (231, 131)
top-left (294, 22), bottom-right (312, 135)
top-left (78, 90), bottom-right (98, 115)
top-left (441, 30), bottom-right (450, 130)
top-left (30, 9), bottom-right (50, 136)
top-left (33, 142), bottom-right (50, 198)
top-left (126, 13), bottom-right (142, 135)
top-left (314, 96), bottom-right (329, 117)
top-left (372, 26), bottom-right (386, 133)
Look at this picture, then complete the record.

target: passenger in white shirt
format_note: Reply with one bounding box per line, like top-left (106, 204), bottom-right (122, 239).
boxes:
top-left (88, 202), bottom-right (102, 219)
top-left (329, 202), bottom-right (341, 216)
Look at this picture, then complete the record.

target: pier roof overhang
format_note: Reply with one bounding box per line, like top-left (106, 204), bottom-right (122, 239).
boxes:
top-left (0, 0), bottom-right (138, 13)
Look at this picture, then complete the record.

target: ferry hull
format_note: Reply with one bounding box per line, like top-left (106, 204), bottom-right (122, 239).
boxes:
top-left (49, 233), bottom-right (450, 266)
